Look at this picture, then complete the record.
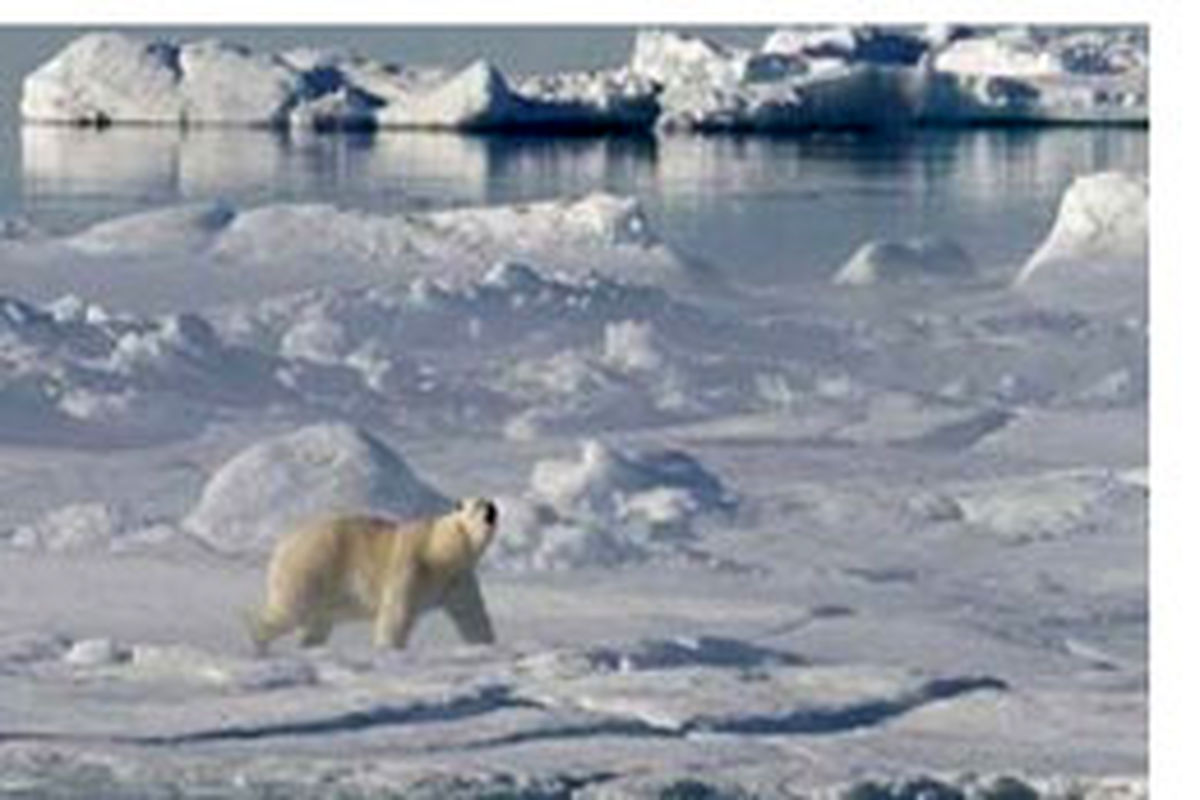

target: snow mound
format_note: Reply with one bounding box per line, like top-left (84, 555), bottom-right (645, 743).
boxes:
top-left (954, 470), bottom-right (1146, 543)
top-left (493, 439), bottom-right (736, 570)
top-left (63, 192), bottom-right (697, 288)
top-left (63, 637), bottom-right (131, 667)
top-left (1016, 171), bottom-right (1148, 288)
top-left (0, 296), bottom-right (288, 446)
top-left (10, 503), bottom-right (131, 553)
top-left (182, 423), bottom-right (449, 555)
top-left (69, 202), bottom-right (236, 255)
top-left (500, 320), bottom-right (707, 439)
top-left (833, 236), bottom-right (976, 286)
top-left (23, 32), bottom-right (658, 131)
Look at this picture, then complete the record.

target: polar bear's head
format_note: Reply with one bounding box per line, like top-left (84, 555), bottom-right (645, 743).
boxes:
top-left (454, 497), bottom-right (498, 556)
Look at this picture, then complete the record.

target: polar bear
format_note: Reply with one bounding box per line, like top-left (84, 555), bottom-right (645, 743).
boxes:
top-left (247, 498), bottom-right (498, 654)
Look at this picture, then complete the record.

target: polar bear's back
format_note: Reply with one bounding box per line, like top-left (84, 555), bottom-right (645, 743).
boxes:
top-left (266, 514), bottom-right (417, 610)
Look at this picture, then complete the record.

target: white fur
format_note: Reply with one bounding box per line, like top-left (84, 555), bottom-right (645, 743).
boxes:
top-left (247, 497), bottom-right (498, 654)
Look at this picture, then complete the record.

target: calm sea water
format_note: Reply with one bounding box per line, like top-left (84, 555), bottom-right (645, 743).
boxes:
top-left (0, 26), bottom-right (1150, 285)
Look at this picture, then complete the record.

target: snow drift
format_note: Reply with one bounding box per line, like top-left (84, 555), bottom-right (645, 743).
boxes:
top-left (182, 423), bottom-right (449, 555)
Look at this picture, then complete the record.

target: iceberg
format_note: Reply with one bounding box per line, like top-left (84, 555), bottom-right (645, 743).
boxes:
top-left (632, 26), bottom-right (1147, 131)
top-left (22, 27), bottom-right (1147, 133)
top-left (22, 32), bottom-right (657, 132)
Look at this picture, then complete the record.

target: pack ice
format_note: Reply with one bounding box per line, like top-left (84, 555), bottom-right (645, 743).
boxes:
top-left (23, 26), bottom-right (1147, 132)
top-left (0, 171), bottom-right (1147, 795)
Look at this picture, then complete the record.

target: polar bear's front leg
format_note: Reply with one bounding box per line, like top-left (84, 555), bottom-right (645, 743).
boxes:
top-left (443, 572), bottom-right (496, 645)
top-left (373, 566), bottom-right (420, 649)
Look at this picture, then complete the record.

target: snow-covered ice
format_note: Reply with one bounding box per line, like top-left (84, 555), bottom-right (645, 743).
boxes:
top-left (1017, 171), bottom-right (1148, 293)
top-left (833, 235), bottom-right (977, 286)
top-left (0, 141), bottom-right (1147, 796)
top-left (491, 439), bottom-right (737, 570)
top-left (21, 32), bottom-right (658, 132)
top-left (60, 191), bottom-right (701, 291)
top-left (183, 423), bottom-right (449, 555)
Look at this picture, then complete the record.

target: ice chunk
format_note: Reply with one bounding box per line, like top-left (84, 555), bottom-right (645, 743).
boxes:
top-left (63, 637), bottom-right (131, 667)
top-left (183, 423), bottom-right (449, 555)
top-left (833, 236), bottom-right (976, 286)
top-left (376, 60), bottom-right (517, 129)
top-left (630, 29), bottom-right (752, 88)
top-left (762, 25), bottom-right (929, 66)
top-left (21, 33), bottom-right (188, 125)
top-left (602, 320), bottom-right (664, 372)
top-left (10, 503), bottom-right (131, 553)
top-left (23, 32), bottom-right (659, 132)
top-left (1016, 171), bottom-right (1148, 288)
top-left (492, 439), bottom-right (735, 570)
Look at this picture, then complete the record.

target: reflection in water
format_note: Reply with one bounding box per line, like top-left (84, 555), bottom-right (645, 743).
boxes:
top-left (20, 125), bottom-right (1146, 280)
top-left (21, 127), bottom-right (660, 212)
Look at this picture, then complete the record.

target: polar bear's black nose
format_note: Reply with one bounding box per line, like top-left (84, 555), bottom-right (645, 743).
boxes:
top-left (483, 501), bottom-right (497, 526)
